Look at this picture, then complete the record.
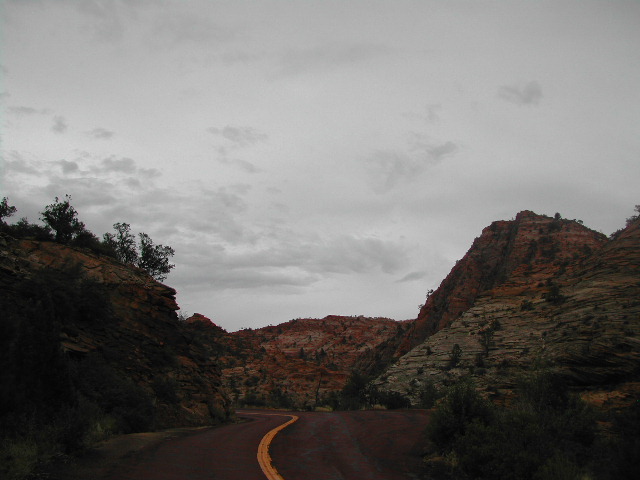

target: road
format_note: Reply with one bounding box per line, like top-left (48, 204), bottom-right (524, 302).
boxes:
top-left (91, 409), bottom-right (431, 480)
top-left (270, 410), bottom-right (430, 480)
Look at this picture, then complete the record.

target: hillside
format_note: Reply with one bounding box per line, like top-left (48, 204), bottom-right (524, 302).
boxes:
top-left (0, 234), bottom-right (231, 436)
top-left (375, 213), bottom-right (640, 408)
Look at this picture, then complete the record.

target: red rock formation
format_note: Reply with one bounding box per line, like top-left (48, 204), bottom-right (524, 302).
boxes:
top-left (217, 316), bottom-right (408, 409)
top-left (400, 211), bottom-right (606, 354)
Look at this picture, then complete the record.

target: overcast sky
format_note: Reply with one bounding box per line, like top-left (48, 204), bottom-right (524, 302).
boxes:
top-left (1, 0), bottom-right (639, 331)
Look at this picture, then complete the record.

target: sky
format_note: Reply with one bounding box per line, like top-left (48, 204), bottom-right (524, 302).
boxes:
top-left (1, 0), bottom-right (639, 331)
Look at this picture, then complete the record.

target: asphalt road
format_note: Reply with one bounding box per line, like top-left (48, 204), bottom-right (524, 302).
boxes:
top-left (270, 410), bottom-right (430, 480)
top-left (97, 409), bottom-right (430, 480)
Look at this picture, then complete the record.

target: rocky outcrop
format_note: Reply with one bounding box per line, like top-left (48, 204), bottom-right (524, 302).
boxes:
top-left (396, 211), bottom-right (606, 355)
top-left (376, 214), bottom-right (640, 410)
top-left (0, 234), bottom-right (231, 428)
top-left (217, 316), bottom-right (408, 409)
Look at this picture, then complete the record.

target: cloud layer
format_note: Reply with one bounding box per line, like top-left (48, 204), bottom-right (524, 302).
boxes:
top-left (2, 0), bottom-right (639, 330)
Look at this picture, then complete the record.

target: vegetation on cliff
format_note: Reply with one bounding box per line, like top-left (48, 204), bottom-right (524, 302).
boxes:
top-left (1, 196), bottom-right (174, 281)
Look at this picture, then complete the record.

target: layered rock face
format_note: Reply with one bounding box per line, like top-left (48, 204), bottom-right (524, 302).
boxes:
top-left (376, 214), bottom-right (640, 409)
top-left (398, 211), bottom-right (607, 355)
top-left (0, 235), bottom-right (231, 428)
top-left (217, 316), bottom-right (408, 409)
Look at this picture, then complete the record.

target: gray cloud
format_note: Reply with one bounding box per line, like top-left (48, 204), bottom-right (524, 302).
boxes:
top-left (87, 127), bottom-right (115, 139)
top-left (367, 150), bottom-right (422, 193)
top-left (220, 50), bottom-right (264, 66)
top-left (213, 146), bottom-right (260, 174)
top-left (181, 268), bottom-right (319, 291)
top-left (8, 106), bottom-right (49, 116)
top-left (403, 104), bottom-right (442, 124)
top-left (5, 152), bottom-right (42, 176)
top-left (498, 81), bottom-right (542, 106)
top-left (207, 125), bottom-right (268, 147)
top-left (51, 116), bottom-right (68, 133)
top-left (218, 157), bottom-right (260, 174)
top-left (57, 159), bottom-right (79, 174)
top-left (314, 236), bottom-right (409, 275)
top-left (397, 271), bottom-right (427, 283)
top-left (367, 139), bottom-right (457, 194)
top-left (279, 42), bottom-right (391, 76)
top-left (101, 156), bottom-right (136, 174)
top-left (75, 0), bottom-right (125, 42)
top-left (212, 234), bottom-right (409, 280)
top-left (151, 12), bottom-right (233, 48)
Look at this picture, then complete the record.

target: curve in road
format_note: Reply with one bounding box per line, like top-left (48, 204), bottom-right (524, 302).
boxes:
top-left (242, 412), bottom-right (299, 480)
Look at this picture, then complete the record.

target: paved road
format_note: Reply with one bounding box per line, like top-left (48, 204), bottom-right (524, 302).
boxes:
top-left (270, 410), bottom-right (430, 480)
top-left (101, 409), bottom-right (430, 480)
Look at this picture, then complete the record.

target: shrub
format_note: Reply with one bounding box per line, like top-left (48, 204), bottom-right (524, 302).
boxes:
top-left (418, 380), bottom-right (442, 409)
top-left (378, 390), bottom-right (411, 409)
top-left (339, 371), bottom-right (372, 410)
top-left (0, 438), bottom-right (38, 480)
top-left (448, 343), bottom-right (462, 368)
top-left (152, 376), bottom-right (181, 405)
top-left (428, 372), bottom-right (599, 480)
top-left (426, 378), bottom-right (494, 453)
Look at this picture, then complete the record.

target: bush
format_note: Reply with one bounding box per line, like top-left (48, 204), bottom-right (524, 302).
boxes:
top-left (0, 438), bottom-right (38, 480)
top-left (427, 372), bottom-right (600, 480)
top-left (152, 376), bottom-right (181, 405)
top-left (448, 343), bottom-right (463, 368)
top-left (40, 195), bottom-right (86, 244)
top-left (339, 371), bottom-right (372, 410)
top-left (418, 380), bottom-right (442, 408)
top-left (3, 217), bottom-right (53, 240)
top-left (378, 390), bottom-right (411, 410)
top-left (426, 378), bottom-right (494, 453)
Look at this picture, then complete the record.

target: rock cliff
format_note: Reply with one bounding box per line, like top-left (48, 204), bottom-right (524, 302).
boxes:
top-left (0, 234), bottom-right (231, 429)
top-left (376, 213), bottom-right (640, 409)
top-left (398, 211), bottom-right (607, 354)
top-left (216, 315), bottom-right (408, 409)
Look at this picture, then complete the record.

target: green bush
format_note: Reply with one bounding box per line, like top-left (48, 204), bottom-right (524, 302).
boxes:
top-left (417, 380), bottom-right (442, 408)
top-left (426, 372), bottom-right (601, 480)
top-left (0, 438), bottom-right (38, 480)
top-left (426, 377), bottom-right (494, 453)
top-left (378, 390), bottom-right (411, 409)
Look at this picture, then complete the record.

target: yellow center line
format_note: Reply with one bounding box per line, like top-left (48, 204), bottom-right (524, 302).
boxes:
top-left (241, 413), bottom-right (299, 480)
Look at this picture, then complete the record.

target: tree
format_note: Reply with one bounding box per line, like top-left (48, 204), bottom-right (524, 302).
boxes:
top-left (0, 197), bottom-right (17, 223)
top-left (340, 371), bottom-right (372, 410)
top-left (626, 204), bottom-right (640, 227)
top-left (137, 232), bottom-right (175, 281)
top-left (103, 223), bottom-right (138, 264)
top-left (40, 195), bottom-right (86, 244)
top-left (449, 343), bottom-right (463, 368)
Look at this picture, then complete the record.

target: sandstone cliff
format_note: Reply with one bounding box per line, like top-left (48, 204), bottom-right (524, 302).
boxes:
top-left (376, 213), bottom-right (640, 409)
top-left (0, 234), bottom-right (231, 430)
top-left (215, 315), bottom-right (408, 409)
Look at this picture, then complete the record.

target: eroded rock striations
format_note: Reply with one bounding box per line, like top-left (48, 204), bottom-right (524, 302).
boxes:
top-left (376, 213), bottom-right (640, 409)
